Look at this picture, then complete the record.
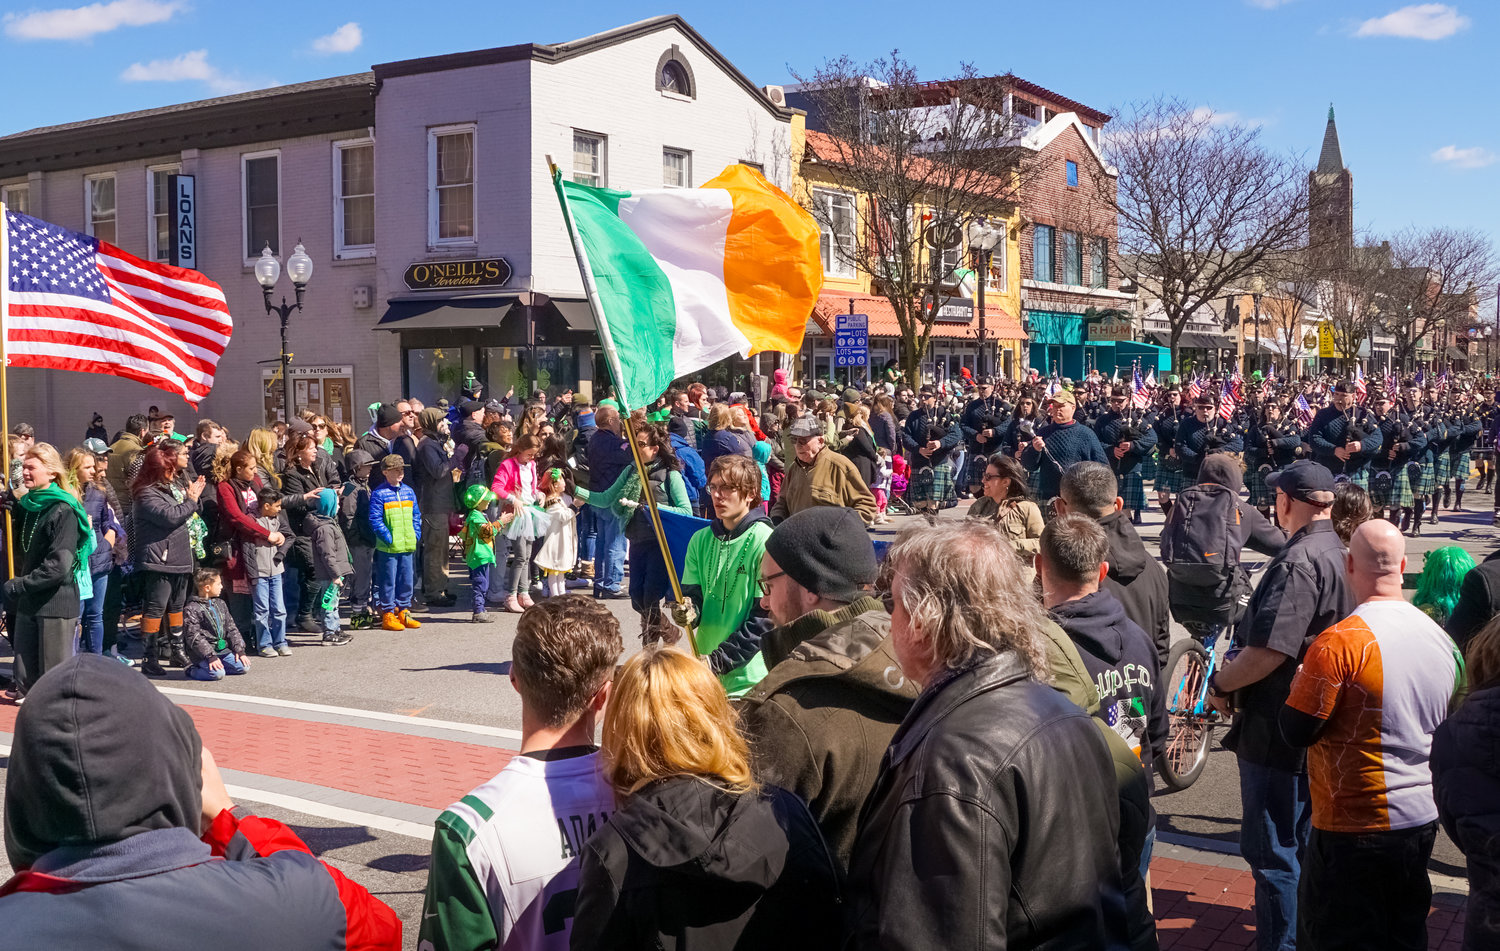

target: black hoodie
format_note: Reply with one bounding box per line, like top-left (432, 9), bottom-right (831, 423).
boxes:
top-left (1098, 508), bottom-right (1172, 666)
top-left (570, 775), bottom-right (840, 951)
top-left (1049, 589), bottom-right (1168, 782)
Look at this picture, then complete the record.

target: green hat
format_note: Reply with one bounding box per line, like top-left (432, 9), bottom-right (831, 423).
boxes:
top-left (463, 484), bottom-right (496, 510)
top-left (598, 397), bottom-right (620, 410)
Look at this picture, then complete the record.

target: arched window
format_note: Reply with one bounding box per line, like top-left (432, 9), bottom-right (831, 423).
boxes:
top-left (655, 47), bottom-right (695, 99)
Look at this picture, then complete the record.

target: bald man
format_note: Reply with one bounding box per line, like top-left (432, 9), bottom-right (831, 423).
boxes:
top-left (1279, 519), bottom-right (1464, 951)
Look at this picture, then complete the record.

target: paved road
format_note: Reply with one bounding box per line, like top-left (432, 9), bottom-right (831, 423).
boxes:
top-left (0, 492), bottom-right (1488, 946)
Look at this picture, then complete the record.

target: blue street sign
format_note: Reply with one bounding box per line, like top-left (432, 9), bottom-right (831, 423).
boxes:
top-left (835, 313), bottom-right (869, 367)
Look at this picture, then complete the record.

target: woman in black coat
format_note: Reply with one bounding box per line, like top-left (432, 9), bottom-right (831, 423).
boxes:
top-left (571, 645), bottom-right (839, 951)
top-left (131, 442), bottom-right (205, 675)
top-left (839, 404), bottom-right (880, 489)
top-left (1432, 619), bottom-right (1500, 951)
top-left (1, 444), bottom-right (88, 703)
top-left (278, 434), bottom-right (332, 630)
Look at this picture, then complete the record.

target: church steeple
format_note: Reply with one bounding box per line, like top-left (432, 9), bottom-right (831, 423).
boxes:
top-left (1317, 103), bottom-right (1344, 176)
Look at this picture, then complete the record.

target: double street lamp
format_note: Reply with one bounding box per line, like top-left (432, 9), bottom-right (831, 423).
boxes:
top-left (966, 218), bottom-right (1004, 380)
top-left (254, 242), bottom-right (315, 422)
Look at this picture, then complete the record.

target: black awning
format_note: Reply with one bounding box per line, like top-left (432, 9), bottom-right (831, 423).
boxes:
top-left (377, 295), bottom-right (518, 330)
top-left (550, 299), bottom-right (597, 332)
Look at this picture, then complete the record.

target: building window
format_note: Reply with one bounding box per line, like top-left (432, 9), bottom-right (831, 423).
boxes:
top-left (939, 240), bottom-right (962, 282)
top-left (655, 47), bottom-right (695, 98)
top-left (985, 239), bottom-right (1006, 292)
top-left (1, 184), bottom-right (29, 215)
top-left (1032, 224), bottom-right (1054, 282)
top-left (147, 164), bottom-right (180, 262)
top-left (573, 131), bottom-right (605, 187)
top-left (85, 174), bottom-right (116, 245)
top-left (1012, 98), bottom-right (1038, 120)
top-left (1090, 236), bottom-right (1108, 289)
top-left (429, 127), bottom-right (475, 245)
top-left (812, 188), bottom-right (856, 279)
top-left (335, 139), bottom-right (375, 256)
top-left (662, 148), bottom-right (691, 188)
top-left (242, 151), bottom-right (279, 259)
top-left (1066, 160), bottom-right (1079, 188)
top-left (740, 160), bottom-right (765, 175)
top-left (1062, 232), bottom-right (1083, 286)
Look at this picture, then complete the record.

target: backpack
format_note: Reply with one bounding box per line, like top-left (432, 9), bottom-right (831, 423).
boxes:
top-left (1161, 484), bottom-right (1252, 629)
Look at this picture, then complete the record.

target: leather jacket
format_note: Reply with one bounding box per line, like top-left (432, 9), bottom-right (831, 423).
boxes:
top-left (845, 650), bottom-right (1132, 951)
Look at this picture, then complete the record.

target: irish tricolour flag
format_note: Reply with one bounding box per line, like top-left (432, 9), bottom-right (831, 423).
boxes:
top-left (554, 163), bottom-right (821, 411)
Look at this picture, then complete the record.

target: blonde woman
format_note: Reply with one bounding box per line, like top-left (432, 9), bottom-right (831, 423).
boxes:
top-left (2, 444), bottom-right (92, 702)
top-left (243, 427), bottom-right (280, 489)
top-left (570, 645), bottom-right (840, 951)
top-left (66, 447), bottom-right (123, 659)
top-left (208, 441), bottom-right (242, 486)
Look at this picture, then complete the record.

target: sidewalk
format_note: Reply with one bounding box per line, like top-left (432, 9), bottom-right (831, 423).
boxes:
top-left (1150, 844), bottom-right (1469, 949)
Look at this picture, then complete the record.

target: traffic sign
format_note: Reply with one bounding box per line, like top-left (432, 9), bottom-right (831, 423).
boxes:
top-left (835, 312), bottom-right (868, 367)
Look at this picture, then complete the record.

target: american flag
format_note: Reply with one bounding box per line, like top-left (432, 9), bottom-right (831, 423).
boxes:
top-left (2, 208), bottom-right (231, 407)
top-left (1186, 375), bottom-right (1202, 401)
top-left (1132, 367), bottom-right (1151, 409)
top-left (1294, 393), bottom-right (1313, 426)
top-left (1218, 378), bottom-right (1237, 421)
top-left (1436, 369), bottom-right (1449, 392)
top-left (1354, 365), bottom-right (1367, 404)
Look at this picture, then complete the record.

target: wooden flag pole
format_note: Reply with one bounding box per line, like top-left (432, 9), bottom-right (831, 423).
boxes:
top-left (546, 157), bottom-right (699, 656)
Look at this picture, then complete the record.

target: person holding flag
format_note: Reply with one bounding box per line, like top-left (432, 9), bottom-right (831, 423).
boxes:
top-left (1093, 381), bottom-right (1157, 525)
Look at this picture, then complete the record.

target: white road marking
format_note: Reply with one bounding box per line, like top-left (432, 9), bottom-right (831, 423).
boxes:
top-left (222, 783), bottom-right (434, 841)
top-left (154, 686), bottom-right (522, 740)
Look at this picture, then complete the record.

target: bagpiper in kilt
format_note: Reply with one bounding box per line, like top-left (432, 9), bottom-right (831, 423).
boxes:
top-left (1366, 390), bottom-right (1417, 518)
top-left (1423, 395), bottom-right (1450, 526)
top-left (1395, 383), bottom-right (1434, 535)
top-left (1304, 380), bottom-right (1382, 485)
top-left (1244, 402), bottom-right (1304, 513)
top-left (958, 387), bottom-right (1007, 495)
top-left (1092, 386), bottom-right (1159, 524)
top-left (1446, 395), bottom-right (1481, 512)
top-left (1151, 394), bottom-right (1190, 515)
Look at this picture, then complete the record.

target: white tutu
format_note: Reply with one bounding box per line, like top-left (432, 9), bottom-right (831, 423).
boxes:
top-left (534, 497), bottom-right (579, 573)
top-left (504, 503), bottom-right (552, 541)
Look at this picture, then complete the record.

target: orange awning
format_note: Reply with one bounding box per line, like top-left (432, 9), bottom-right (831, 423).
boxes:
top-left (811, 290), bottom-right (1025, 340)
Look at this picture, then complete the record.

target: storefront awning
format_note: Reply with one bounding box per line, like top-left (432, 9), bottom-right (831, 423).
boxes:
top-left (1147, 330), bottom-right (1234, 350)
top-left (377, 295), bottom-right (596, 338)
top-left (811, 291), bottom-right (1025, 341)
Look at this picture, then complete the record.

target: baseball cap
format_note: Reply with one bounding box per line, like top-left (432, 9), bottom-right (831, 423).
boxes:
top-left (1044, 390), bottom-right (1077, 407)
top-left (1266, 460), bottom-right (1335, 506)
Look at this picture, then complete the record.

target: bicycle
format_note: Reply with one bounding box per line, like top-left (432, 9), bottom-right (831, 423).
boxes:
top-left (1157, 622), bottom-right (1232, 791)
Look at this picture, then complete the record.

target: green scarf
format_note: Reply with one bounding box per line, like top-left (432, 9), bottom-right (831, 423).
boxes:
top-left (16, 484), bottom-right (97, 600)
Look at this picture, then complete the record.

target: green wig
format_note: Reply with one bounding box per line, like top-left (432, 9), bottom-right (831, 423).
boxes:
top-left (1412, 546), bottom-right (1476, 624)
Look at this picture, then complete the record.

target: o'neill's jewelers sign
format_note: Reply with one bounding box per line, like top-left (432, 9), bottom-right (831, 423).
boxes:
top-left (404, 258), bottom-right (512, 291)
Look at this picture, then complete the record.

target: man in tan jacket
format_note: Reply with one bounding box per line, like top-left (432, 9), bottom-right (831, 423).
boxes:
top-left (769, 416), bottom-right (877, 525)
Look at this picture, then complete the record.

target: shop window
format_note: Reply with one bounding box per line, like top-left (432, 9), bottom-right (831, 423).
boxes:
top-left (1062, 232), bottom-right (1082, 286)
top-left (1032, 224), bottom-right (1054, 282)
top-left (430, 127), bottom-right (476, 245)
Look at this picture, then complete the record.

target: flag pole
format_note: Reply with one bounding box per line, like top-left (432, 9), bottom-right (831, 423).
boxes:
top-left (0, 202), bottom-right (12, 580)
top-left (546, 157), bottom-right (699, 657)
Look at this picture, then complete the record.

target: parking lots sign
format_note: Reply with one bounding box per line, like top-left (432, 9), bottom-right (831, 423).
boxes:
top-left (835, 313), bottom-right (869, 367)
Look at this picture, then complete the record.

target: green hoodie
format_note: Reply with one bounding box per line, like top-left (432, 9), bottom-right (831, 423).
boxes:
top-left (682, 510), bottom-right (773, 697)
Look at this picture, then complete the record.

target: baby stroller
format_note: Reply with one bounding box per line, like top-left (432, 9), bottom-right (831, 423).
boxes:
top-left (887, 453), bottom-right (914, 516)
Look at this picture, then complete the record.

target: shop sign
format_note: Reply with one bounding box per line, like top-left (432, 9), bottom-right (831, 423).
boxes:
top-left (404, 258), bottom-right (512, 291)
top-left (1087, 317), bottom-right (1133, 342)
top-left (835, 313), bottom-right (868, 367)
top-left (168, 174), bottom-right (195, 269)
top-left (931, 297), bottom-right (973, 323)
top-left (1317, 322), bottom-right (1341, 359)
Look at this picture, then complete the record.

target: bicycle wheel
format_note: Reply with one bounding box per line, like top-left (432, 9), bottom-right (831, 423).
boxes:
top-left (1157, 637), bottom-right (1213, 792)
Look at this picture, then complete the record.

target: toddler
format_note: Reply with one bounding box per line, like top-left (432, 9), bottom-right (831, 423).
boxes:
top-left (182, 567), bottom-right (249, 681)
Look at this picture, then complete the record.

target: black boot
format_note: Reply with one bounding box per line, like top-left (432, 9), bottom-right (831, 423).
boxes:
top-left (1413, 499), bottom-right (1426, 535)
top-left (1455, 487), bottom-right (1465, 512)
top-left (1430, 495), bottom-right (1440, 525)
top-left (1442, 485), bottom-right (1452, 510)
top-left (1399, 508), bottom-right (1412, 534)
top-left (140, 628), bottom-right (166, 677)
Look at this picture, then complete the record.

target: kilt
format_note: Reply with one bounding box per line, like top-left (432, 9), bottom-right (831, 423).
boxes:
top-left (1453, 451), bottom-right (1472, 483)
top-left (1247, 464), bottom-right (1276, 507)
top-left (1343, 469), bottom-right (1369, 491)
top-left (961, 453), bottom-right (986, 490)
top-left (1155, 467), bottom-right (1186, 495)
top-left (1141, 453), bottom-right (1159, 483)
top-left (1407, 461), bottom-right (1433, 498)
top-left (1119, 471), bottom-right (1146, 512)
top-left (1433, 452), bottom-right (1450, 486)
top-left (1369, 469), bottom-right (1411, 510)
top-left (1028, 465), bottom-right (1043, 500)
top-left (909, 461), bottom-right (954, 504)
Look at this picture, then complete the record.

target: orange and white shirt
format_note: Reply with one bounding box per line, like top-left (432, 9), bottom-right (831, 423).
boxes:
top-left (1286, 600), bottom-right (1461, 834)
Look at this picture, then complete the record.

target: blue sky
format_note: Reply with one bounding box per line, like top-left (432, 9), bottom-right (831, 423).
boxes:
top-left (1, 0), bottom-right (1494, 251)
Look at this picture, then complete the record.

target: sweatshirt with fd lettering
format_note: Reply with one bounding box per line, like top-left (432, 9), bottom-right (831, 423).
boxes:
top-left (418, 750), bottom-right (613, 951)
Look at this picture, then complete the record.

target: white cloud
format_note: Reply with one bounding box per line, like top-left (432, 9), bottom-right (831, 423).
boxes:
top-left (1191, 106), bottom-right (1266, 129)
top-left (311, 21), bottom-right (361, 54)
top-left (1431, 144), bottom-right (1496, 169)
top-left (1246, 0), bottom-right (1296, 8)
top-left (3, 0), bottom-right (183, 41)
top-left (120, 49), bottom-right (253, 95)
top-left (1356, 4), bottom-right (1470, 40)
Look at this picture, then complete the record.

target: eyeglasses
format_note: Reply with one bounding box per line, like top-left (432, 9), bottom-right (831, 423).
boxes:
top-left (982, 472), bottom-right (1003, 482)
top-left (757, 570), bottom-right (786, 595)
top-left (707, 482), bottom-right (738, 494)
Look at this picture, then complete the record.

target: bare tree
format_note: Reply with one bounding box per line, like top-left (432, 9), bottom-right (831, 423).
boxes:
top-left (1311, 241), bottom-right (1385, 375)
top-left (1105, 98), bottom-right (1311, 370)
top-left (792, 54), bottom-right (1044, 384)
top-left (1255, 251), bottom-right (1322, 376)
top-left (1379, 226), bottom-right (1497, 372)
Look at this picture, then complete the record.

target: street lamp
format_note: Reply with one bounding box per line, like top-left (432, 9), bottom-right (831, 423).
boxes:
top-left (966, 218), bottom-right (1004, 380)
top-left (1248, 275), bottom-right (1266, 379)
top-left (255, 242), bottom-right (314, 422)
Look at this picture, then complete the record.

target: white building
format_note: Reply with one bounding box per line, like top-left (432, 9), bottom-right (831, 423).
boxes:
top-left (0, 15), bottom-right (796, 439)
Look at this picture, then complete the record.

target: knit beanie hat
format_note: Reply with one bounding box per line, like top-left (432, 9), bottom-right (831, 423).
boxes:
top-left (314, 487), bottom-right (338, 518)
top-left (375, 403), bottom-right (402, 429)
top-left (764, 507), bottom-right (877, 603)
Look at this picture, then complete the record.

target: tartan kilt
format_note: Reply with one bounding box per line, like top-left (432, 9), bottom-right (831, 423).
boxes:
top-left (1433, 453), bottom-right (1450, 486)
top-left (1369, 469), bottom-right (1410, 509)
top-left (1344, 469), bottom-right (1369, 491)
top-left (1155, 467), bottom-right (1186, 495)
top-left (1140, 453), bottom-right (1159, 483)
top-left (1119, 471), bottom-right (1146, 512)
top-left (1028, 465), bottom-right (1043, 500)
top-left (1454, 451), bottom-right (1473, 483)
top-left (909, 461), bottom-right (954, 504)
top-left (961, 454), bottom-right (986, 490)
top-left (1247, 464), bottom-right (1276, 507)
top-left (1407, 462), bottom-right (1433, 499)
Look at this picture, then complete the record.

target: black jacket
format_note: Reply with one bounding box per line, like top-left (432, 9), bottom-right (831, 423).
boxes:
top-left (846, 651), bottom-right (1131, 951)
top-left (1432, 686), bottom-right (1500, 951)
top-left (571, 775), bottom-right (841, 951)
top-left (129, 483), bottom-right (197, 574)
top-left (182, 596), bottom-right (247, 662)
top-left (278, 464), bottom-right (328, 568)
top-left (1099, 509), bottom-right (1172, 666)
top-left (1049, 590), bottom-right (1168, 782)
top-left (5, 498), bottom-right (81, 618)
top-left (1447, 548), bottom-right (1500, 648)
top-left (307, 513), bottom-right (350, 583)
top-left (839, 427), bottom-right (879, 487)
